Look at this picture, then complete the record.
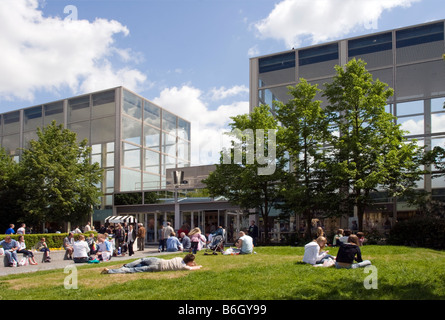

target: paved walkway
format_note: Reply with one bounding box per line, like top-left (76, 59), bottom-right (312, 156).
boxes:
top-left (0, 246), bottom-right (177, 276)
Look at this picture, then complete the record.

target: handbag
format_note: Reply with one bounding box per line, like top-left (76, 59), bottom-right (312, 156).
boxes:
top-left (19, 257), bottom-right (29, 266)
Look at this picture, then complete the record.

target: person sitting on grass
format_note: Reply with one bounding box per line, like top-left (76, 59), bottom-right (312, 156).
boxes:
top-left (302, 236), bottom-right (334, 265)
top-left (73, 235), bottom-right (90, 263)
top-left (101, 253), bottom-right (202, 274)
top-left (233, 231), bottom-right (254, 254)
top-left (335, 234), bottom-right (371, 269)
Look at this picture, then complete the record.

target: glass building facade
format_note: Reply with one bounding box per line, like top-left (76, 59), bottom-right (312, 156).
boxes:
top-left (250, 20), bottom-right (445, 228)
top-left (0, 87), bottom-right (191, 221)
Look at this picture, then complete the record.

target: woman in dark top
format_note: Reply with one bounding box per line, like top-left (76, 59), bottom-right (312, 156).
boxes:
top-left (335, 234), bottom-right (371, 269)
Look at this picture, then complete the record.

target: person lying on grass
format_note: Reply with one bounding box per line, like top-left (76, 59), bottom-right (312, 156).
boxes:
top-left (101, 253), bottom-right (202, 274)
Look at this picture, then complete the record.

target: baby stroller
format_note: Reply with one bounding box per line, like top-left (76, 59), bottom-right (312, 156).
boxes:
top-left (204, 234), bottom-right (225, 255)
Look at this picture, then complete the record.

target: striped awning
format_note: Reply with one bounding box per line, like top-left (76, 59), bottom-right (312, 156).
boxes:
top-left (104, 215), bottom-right (136, 224)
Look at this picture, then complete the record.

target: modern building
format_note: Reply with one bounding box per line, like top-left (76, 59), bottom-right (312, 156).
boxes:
top-left (249, 20), bottom-right (445, 234)
top-left (0, 87), bottom-right (244, 243)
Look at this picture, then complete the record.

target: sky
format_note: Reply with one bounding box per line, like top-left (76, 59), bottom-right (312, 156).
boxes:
top-left (0, 0), bottom-right (444, 165)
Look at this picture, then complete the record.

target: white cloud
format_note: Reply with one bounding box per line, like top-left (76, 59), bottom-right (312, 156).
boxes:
top-left (247, 45), bottom-right (260, 57)
top-left (0, 0), bottom-right (147, 101)
top-left (152, 85), bottom-right (249, 165)
top-left (254, 0), bottom-right (420, 47)
top-left (209, 85), bottom-right (249, 101)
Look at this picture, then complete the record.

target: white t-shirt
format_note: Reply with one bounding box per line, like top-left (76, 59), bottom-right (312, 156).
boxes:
top-left (159, 257), bottom-right (192, 271)
top-left (73, 240), bottom-right (90, 258)
top-left (302, 241), bottom-right (327, 265)
top-left (239, 235), bottom-right (254, 254)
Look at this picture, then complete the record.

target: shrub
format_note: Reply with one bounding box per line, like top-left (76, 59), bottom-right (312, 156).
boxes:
top-left (0, 232), bottom-right (98, 249)
top-left (388, 216), bottom-right (445, 250)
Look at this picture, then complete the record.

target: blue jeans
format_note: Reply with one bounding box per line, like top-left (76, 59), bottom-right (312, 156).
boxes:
top-left (108, 257), bottom-right (162, 273)
top-left (4, 250), bottom-right (18, 265)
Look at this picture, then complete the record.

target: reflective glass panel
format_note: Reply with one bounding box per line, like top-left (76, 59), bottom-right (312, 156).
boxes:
top-left (123, 90), bottom-right (142, 119)
top-left (44, 101), bottom-right (64, 126)
top-left (122, 116), bottom-right (141, 145)
top-left (162, 154), bottom-right (176, 176)
top-left (3, 111), bottom-right (20, 135)
top-left (120, 169), bottom-right (142, 191)
top-left (178, 139), bottom-right (190, 160)
top-left (92, 90), bottom-right (115, 117)
top-left (144, 149), bottom-right (160, 174)
top-left (123, 142), bottom-right (141, 169)
top-left (398, 115), bottom-right (424, 135)
top-left (144, 100), bottom-right (161, 128)
top-left (68, 96), bottom-right (90, 123)
top-left (163, 132), bottom-right (176, 156)
top-left (178, 118), bottom-right (191, 141)
top-left (2, 134), bottom-right (20, 154)
top-left (91, 116), bottom-right (115, 144)
top-left (396, 100), bottom-right (424, 116)
top-left (431, 97), bottom-right (445, 112)
top-left (144, 124), bottom-right (160, 151)
top-left (24, 106), bottom-right (43, 132)
top-left (162, 110), bottom-right (177, 133)
top-left (68, 121), bottom-right (90, 142)
top-left (432, 113), bottom-right (445, 134)
top-left (143, 172), bottom-right (160, 190)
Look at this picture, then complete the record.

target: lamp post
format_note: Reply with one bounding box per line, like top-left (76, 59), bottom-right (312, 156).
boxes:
top-left (173, 170), bottom-right (188, 230)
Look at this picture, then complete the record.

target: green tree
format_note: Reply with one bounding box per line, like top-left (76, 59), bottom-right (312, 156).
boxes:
top-left (17, 121), bottom-right (103, 228)
top-left (0, 147), bottom-right (23, 231)
top-left (203, 105), bottom-right (287, 243)
top-left (323, 59), bottom-right (423, 231)
top-left (275, 79), bottom-right (339, 239)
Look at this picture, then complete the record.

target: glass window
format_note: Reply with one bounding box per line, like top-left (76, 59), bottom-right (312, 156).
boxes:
top-left (123, 90), bottom-right (142, 119)
top-left (122, 116), bottom-right (141, 145)
top-left (144, 149), bottom-right (160, 174)
top-left (114, 192), bottom-right (142, 205)
top-left (3, 111), bottom-right (20, 135)
top-left (432, 113), bottom-right (445, 133)
top-left (91, 116), bottom-right (115, 144)
top-left (68, 96), bottom-right (90, 123)
top-left (144, 100), bottom-right (161, 128)
top-left (396, 100), bottom-right (424, 116)
top-left (163, 132), bottom-right (176, 156)
top-left (432, 177), bottom-right (445, 188)
top-left (259, 52), bottom-right (295, 73)
top-left (162, 110), bottom-right (177, 133)
top-left (123, 142), bottom-right (141, 169)
top-left (398, 115), bottom-right (424, 135)
top-left (92, 90), bottom-right (115, 118)
top-left (178, 139), bottom-right (190, 160)
top-left (178, 118), bottom-right (191, 141)
top-left (2, 134), bottom-right (20, 154)
top-left (144, 125), bottom-right (160, 151)
top-left (349, 32), bottom-right (392, 56)
top-left (258, 85), bottom-right (293, 109)
top-left (120, 169), bottom-right (142, 192)
top-left (162, 154), bottom-right (176, 176)
top-left (396, 61), bottom-right (445, 100)
top-left (68, 120), bottom-right (90, 142)
top-left (105, 169), bottom-right (114, 193)
top-left (299, 43), bottom-right (338, 66)
top-left (431, 97), bottom-right (445, 112)
top-left (143, 172), bottom-right (160, 190)
top-left (44, 101), bottom-right (64, 126)
top-left (24, 106), bottom-right (43, 132)
top-left (396, 22), bottom-right (444, 49)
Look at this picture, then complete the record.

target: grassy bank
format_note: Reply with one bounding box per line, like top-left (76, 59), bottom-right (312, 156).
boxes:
top-left (0, 246), bottom-right (444, 300)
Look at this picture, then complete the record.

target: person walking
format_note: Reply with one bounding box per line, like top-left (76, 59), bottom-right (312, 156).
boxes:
top-left (136, 223), bottom-right (146, 251)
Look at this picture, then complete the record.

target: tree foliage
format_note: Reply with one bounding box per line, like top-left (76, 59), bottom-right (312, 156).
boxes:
top-left (9, 121), bottom-right (103, 229)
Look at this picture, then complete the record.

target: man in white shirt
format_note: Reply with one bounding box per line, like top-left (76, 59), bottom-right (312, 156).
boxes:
top-left (73, 235), bottom-right (90, 263)
top-left (17, 223), bottom-right (26, 235)
top-left (101, 254), bottom-right (202, 274)
top-left (235, 231), bottom-right (254, 254)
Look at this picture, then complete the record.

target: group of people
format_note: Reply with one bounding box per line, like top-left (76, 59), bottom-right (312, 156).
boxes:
top-left (102, 228), bottom-right (255, 275)
top-left (303, 227), bottom-right (372, 269)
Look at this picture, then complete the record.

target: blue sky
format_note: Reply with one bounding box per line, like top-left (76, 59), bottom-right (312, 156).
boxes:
top-left (0, 0), bottom-right (444, 164)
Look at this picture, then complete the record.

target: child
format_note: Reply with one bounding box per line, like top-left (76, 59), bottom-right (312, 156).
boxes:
top-left (357, 232), bottom-right (365, 246)
top-left (332, 229), bottom-right (344, 247)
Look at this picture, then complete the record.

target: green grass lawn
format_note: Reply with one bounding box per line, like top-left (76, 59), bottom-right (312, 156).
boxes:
top-left (0, 245), bottom-right (444, 300)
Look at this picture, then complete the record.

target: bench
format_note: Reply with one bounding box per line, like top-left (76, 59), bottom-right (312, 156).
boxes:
top-left (2, 250), bottom-right (66, 267)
